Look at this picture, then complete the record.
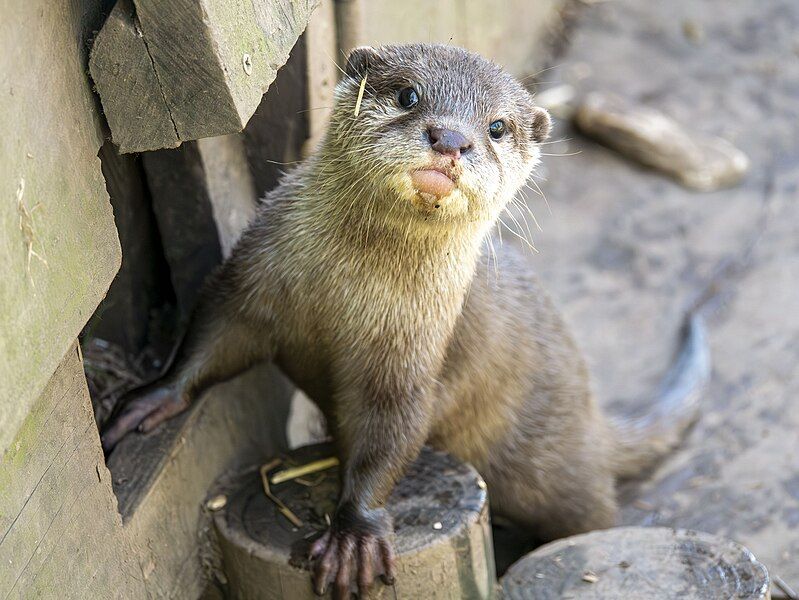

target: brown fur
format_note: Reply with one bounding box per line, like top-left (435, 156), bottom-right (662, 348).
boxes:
top-left (103, 44), bottom-right (708, 595)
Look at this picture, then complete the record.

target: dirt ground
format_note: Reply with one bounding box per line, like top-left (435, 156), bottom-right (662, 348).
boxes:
top-left (514, 0), bottom-right (799, 589)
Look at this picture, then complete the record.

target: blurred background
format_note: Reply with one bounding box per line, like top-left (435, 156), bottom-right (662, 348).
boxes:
top-left (2, 0), bottom-right (797, 597)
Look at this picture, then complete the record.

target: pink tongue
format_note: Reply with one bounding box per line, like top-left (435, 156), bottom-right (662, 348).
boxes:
top-left (411, 170), bottom-right (455, 197)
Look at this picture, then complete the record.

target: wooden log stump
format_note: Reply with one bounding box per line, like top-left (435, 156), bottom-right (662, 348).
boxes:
top-left (500, 526), bottom-right (770, 600)
top-left (211, 444), bottom-right (496, 599)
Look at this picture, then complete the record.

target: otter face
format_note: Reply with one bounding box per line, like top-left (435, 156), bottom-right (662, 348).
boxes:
top-left (325, 44), bottom-right (550, 227)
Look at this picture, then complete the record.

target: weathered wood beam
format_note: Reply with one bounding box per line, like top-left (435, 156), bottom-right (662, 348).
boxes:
top-left (90, 0), bottom-right (319, 153)
top-left (142, 144), bottom-right (223, 318)
top-left (0, 346), bottom-right (145, 598)
top-left (89, 0), bottom-right (180, 153)
top-left (0, 0), bottom-right (120, 454)
top-left (334, 0), bottom-right (365, 59)
top-left (109, 364), bottom-right (295, 597)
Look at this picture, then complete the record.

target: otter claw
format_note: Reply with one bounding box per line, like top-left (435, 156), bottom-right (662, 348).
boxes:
top-left (311, 528), bottom-right (395, 599)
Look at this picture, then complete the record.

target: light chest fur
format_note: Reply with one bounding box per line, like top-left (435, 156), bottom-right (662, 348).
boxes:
top-left (245, 177), bottom-right (489, 416)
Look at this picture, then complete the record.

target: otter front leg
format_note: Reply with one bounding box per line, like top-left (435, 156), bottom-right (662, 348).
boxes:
top-left (101, 295), bottom-right (271, 451)
top-left (311, 371), bottom-right (434, 598)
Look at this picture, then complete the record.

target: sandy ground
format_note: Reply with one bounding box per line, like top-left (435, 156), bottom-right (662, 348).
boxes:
top-left (512, 0), bottom-right (799, 588)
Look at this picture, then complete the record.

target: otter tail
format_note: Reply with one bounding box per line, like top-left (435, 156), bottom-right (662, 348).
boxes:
top-left (610, 312), bottom-right (710, 479)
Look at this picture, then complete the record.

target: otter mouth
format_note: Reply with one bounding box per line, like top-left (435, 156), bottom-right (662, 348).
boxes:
top-left (411, 166), bottom-right (457, 198)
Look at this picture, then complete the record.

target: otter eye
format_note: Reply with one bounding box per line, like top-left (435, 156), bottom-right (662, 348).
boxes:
top-left (489, 120), bottom-right (506, 140)
top-left (398, 87), bottom-right (419, 109)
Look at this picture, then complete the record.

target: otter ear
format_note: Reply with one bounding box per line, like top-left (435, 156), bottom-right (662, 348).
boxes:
top-left (530, 106), bottom-right (552, 144)
top-left (345, 46), bottom-right (382, 79)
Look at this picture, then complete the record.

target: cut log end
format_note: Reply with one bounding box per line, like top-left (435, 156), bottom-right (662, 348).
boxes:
top-left (500, 526), bottom-right (770, 600)
top-left (212, 444), bottom-right (496, 599)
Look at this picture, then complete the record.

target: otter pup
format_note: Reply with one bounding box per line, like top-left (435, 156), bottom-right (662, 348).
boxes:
top-left (103, 44), bottom-right (709, 597)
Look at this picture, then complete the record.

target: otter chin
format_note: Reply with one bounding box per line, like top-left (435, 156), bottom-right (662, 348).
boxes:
top-left (411, 168), bottom-right (456, 197)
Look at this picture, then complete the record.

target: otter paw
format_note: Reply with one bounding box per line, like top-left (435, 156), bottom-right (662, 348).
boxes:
top-left (309, 506), bottom-right (395, 599)
top-left (101, 385), bottom-right (188, 452)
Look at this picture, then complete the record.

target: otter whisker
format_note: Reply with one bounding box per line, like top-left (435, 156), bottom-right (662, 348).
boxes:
top-left (526, 178), bottom-right (552, 215)
top-left (484, 230), bottom-right (499, 282)
top-left (497, 215), bottom-right (538, 253)
top-left (264, 159), bottom-right (303, 166)
top-left (324, 49), bottom-right (348, 78)
top-left (296, 105), bottom-right (335, 115)
top-left (539, 150), bottom-right (582, 157)
top-left (535, 137), bottom-right (574, 146)
top-left (503, 206), bottom-right (537, 253)
top-left (508, 198), bottom-right (537, 244)
top-left (515, 188), bottom-right (543, 232)
top-left (518, 63), bottom-right (565, 84)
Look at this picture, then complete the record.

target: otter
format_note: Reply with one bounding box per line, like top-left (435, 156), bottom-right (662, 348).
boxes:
top-left (102, 44), bottom-right (709, 598)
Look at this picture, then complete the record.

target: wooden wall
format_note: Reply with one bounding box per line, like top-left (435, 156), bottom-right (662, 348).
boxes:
top-left (0, 0), bottom-right (313, 596)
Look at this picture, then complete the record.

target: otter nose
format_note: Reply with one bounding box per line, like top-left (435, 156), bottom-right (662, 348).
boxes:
top-left (427, 127), bottom-right (473, 159)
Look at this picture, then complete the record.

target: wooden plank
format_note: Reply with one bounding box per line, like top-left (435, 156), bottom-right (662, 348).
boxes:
top-left (334, 0), bottom-right (365, 57)
top-left (132, 0), bottom-right (242, 140)
top-left (0, 0), bottom-right (121, 454)
top-left (89, 0), bottom-right (180, 153)
top-left (90, 0), bottom-right (319, 152)
top-left (4, 434), bottom-right (131, 599)
top-left (0, 346), bottom-right (145, 598)
top-left (0, 349), bottom-right (87, 542)
top-left (142, 132), bottom-right (258, 314)
top-left (142, 144), bottom-right (223, 319)
top-left (196, 133), bottom-right (258, 258)
top-left (361, 0), bottom-right (566, 78)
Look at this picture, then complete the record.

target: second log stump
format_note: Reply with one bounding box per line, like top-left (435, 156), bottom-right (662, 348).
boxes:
top-left (211, 444), bottom-right (496, 599)
top-left (500, 526), bottom-right (770, 600)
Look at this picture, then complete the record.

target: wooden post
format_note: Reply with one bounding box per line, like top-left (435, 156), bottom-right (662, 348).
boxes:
top-left (304, 0), bottom-right (338, 156)
top-left (334, 0), bottom-right (365, 58)
top-left (141, 144), bottom-right (224, 319)
top-left (212, 444), bottom-right (497, 599)
top-left (500, 526), bottom-right (770, 599)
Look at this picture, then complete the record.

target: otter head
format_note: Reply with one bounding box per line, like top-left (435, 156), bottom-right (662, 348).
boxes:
top-left (323, 44), bottom-right (550, 230)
